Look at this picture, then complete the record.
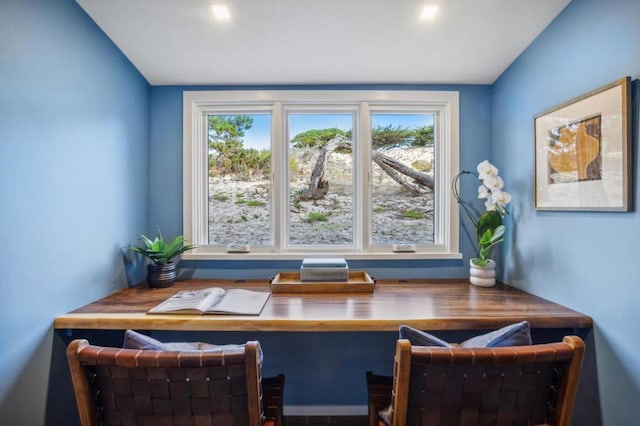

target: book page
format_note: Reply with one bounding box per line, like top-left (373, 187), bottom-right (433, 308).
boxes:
top-left (204, 289), bottom-right (270, 315)
top-left (148, 287), bottom-right (225, 314)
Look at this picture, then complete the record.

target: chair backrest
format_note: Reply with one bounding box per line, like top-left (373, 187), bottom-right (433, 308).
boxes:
top-left (67, 339), bottom-right (268, 426)
top-left (389, 336), bottom-right (585, 426)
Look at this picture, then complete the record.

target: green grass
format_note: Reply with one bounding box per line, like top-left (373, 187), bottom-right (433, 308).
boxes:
top-left (247, 200), bottom-right (266, 207)
top-left (318, 222), bottom-right (349, 232)
top-left (305, 212), bottom-right (328, 223)
top-left (213, 194), bottom-right (229, 202)
top-left (373, 206), bottom-right (386, 213)
top-left (403, 209), bottom-right (424, 219)
top-left (235, 199), bottom-right (247, 205)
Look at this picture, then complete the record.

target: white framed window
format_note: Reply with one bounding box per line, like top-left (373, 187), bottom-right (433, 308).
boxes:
top-left (183, 90), bottom-right (460, 260)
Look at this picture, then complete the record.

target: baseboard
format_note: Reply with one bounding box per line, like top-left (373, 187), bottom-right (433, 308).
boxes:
top-left (284, 405), bottom-right (368, 416)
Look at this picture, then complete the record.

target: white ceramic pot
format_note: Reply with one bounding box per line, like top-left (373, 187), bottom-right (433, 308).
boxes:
top-left (469, 259), bottom-right (496, 287)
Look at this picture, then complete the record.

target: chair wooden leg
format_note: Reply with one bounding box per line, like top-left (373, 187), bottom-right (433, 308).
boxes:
top-left (366, 371), bottom-right (393, 426)
top-left (263, 374), bottom-right (285, 426)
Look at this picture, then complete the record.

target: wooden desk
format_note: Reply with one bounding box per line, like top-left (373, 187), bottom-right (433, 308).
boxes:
top-left (54, 279), bottom-right (592, 332)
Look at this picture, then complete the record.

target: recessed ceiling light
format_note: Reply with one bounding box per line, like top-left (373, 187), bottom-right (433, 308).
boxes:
top-left (211, 4), bottom-right (231, 21)
top-left (420, 4), bottom-right (438, 20)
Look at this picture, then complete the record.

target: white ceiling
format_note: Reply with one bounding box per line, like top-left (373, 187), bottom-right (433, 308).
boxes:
top-left (76, 0), bottom-right (570, 86)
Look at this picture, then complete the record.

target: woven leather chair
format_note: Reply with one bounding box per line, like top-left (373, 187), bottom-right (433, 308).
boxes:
top-left (67, 339), bottom-right (284, 426)
top-left (367, 336), bottom-right (585, 426)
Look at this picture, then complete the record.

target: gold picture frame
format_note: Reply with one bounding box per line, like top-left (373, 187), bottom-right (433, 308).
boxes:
top-left (534, 77), bottom-right (631, 211)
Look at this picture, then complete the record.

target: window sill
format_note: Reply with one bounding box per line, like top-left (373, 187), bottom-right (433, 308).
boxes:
top-left (181, 251), bottom-right (463, 261)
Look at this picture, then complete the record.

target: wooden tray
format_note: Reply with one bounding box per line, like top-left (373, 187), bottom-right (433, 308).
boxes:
top-left (270, 271), bottom-right (375, 293)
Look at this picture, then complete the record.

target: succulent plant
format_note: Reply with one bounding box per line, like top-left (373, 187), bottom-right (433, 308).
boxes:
top-left (128, 230), bottom-right (195, 265)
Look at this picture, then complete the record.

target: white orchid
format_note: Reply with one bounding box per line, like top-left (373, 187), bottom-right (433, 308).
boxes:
top-left (484, 190), bottom-right (511, 215)
top-left (491, 190), bottom-right (512, 207)
top-left (452, 160), bottom-right (511, 266)
top-left (477, 160), bottom-right (498, 180)
top-left (482, 175), bottom-right (504, 192)
top-left (485, 199), bottom-right (497, 211)
top-left (478, 175), bottom-right (510, 215)
top-left (478, 185), bottom-right (491, 199)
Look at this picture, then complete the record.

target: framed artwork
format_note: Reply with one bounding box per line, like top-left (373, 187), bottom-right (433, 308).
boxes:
top-left (534, 77), bottom-right (631, 211)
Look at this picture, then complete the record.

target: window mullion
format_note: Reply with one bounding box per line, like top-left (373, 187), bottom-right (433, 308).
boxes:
top-left (184, 108), bottom-right (208, 247)
top-left (272, 102), bottom-right (283, 252)
top-left (359, 102), bottom-right (372, 252)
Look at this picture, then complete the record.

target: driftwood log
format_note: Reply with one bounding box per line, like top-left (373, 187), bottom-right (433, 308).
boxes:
top-left (296, 136), bottom-right (433, 202)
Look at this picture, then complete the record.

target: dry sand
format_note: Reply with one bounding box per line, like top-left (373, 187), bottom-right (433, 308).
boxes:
top-left (208, 147), bottom-right (434, 246)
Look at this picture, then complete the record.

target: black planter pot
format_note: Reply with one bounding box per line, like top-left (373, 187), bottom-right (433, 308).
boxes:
top-left (147, 262), bottom-right (177, 288)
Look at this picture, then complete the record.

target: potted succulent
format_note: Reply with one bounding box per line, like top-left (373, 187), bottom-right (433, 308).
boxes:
top-left (128, 230), bottom-right (196, 288)
top-left (452, 160), bottom-right (511, 287)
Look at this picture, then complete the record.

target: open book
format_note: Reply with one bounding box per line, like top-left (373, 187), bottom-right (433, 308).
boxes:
top-left (148, 287), bottom-right (270, 315)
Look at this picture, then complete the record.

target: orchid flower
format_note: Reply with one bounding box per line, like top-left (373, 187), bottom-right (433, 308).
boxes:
top-left (477, 160), bottom-right (498, 180)
top-left (452, 160), bottom-right (511, 265)
top-left (482, 175), bottom-right (504, 192)
top-left (485, 199), bottom-right (497, 211)
top-left (491, 190), bottom-right (512, 207)
top-left (478, 185), bottom-right (491, 200)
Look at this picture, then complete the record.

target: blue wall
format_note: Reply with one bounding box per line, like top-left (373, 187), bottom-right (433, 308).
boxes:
top-left (0, 0), bottom-right (150, 424)
top-left (492, 0), bottom-right (640, 424)
top-left (149, 84), bottom-right (493, 279)
top-left (3, 0), bottom-right (637, 423)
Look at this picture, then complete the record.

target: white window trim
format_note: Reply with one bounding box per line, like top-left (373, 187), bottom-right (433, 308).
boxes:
top-left (183, 90), bottom-right (460, 260)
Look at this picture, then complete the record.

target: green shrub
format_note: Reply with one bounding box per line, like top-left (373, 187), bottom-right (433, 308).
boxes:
top-left (403, 209), bottom-right (424, 219)
top-left (208, 138), bottom-right (271, 178)
top-left (411, 159), bottom-right (432, 172)
top-left (305, 212), bottom-right (328, 223)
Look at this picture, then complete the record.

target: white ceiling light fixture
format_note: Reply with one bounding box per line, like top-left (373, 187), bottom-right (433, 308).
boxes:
top-left (420, 4), bottom-right (438, 20)
top-left (211, 4), bottom-right (231, 21)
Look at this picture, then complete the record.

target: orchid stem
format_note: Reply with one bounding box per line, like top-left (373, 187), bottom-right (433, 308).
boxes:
top-left (451, 170), bottom-right (479, 229)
